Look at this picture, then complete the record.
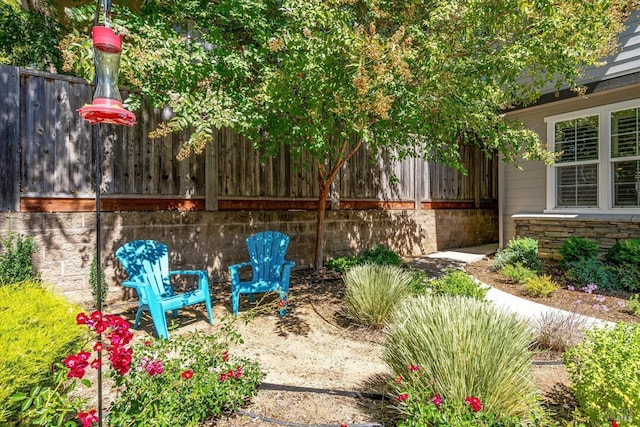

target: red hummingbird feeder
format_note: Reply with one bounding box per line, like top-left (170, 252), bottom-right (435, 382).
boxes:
top-left (78, 25), bottom-right (136, 126)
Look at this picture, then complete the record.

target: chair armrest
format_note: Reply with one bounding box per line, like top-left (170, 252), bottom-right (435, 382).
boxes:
top-left (169, 270), bottom-right (209, 292)
top-left (280, 261), bottom-right (295, 292)
top-left (228, 262), bottom-right (252, 285)
top-left (122, 279), bottom-right (154, 305)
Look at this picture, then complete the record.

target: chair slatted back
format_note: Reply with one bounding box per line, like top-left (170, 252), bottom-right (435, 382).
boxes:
top-left (115, 240), bottom-right (174, 300)
top-left (246, 231), bottom-right (290, 282)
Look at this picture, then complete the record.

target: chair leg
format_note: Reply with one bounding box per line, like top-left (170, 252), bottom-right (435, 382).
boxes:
top-left (171, 309), bottom-right (179, 319)
top-left (148, 304), bottom-right (170, 339)
top-left (231, 289), bottom-right (240, 316)
top-left (134, 306), bottom-right (144, 329)
top-left (205, 297), bottom-right (214, 325)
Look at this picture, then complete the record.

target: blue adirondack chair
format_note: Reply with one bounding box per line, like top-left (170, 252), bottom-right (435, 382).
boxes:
top-left (229, 231), bottom-right (295, 316)
top-left (115, 240), bottom-right (213, 339)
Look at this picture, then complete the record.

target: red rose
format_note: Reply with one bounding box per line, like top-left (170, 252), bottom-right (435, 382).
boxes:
top-left (464, 396), bottom-right (482, 412)
top-left (181, 370), bottom-right (194, 379)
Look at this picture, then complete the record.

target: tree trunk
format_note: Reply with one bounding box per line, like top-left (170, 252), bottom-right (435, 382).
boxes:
top-left (314, 178), bottom-right (332, 271)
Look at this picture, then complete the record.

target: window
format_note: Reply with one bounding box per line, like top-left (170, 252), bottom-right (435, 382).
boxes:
top-left (546, 99), bottom-right (640, 212)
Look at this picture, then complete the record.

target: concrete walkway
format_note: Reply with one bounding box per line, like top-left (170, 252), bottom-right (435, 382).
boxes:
top-left (420, 244), bottom-right (614, 329)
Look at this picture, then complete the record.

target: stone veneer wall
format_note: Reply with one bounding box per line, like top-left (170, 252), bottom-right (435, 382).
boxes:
top-left (513, 214), bottom-right (640, 259)
top-left (0, 208), bottom-right (497, 305)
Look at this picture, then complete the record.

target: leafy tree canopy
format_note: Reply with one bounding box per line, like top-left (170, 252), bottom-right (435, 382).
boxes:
top-left (60, 0), bottom-right (638, 268)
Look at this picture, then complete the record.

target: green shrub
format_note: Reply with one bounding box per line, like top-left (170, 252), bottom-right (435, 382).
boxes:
top-left (492, 237), bottom-right (541, 272)
top-left (564, 323), bottom-right (640, 425)
top-left (558, 236), bottom-right (600, 270)
top-left (384, 295), bottom-right (538, 418)
top-left (610, 264), bottom-right (640, 292)
top-left (606, 239), bottom-right (640, 265)
top-left (0, 281), bottom-right (84, 423)
top-left (0, 229), bottom-right (39, 285)
top-left (325, 256), bottom-right (360, 273)
top-left (499, 262), bottom-right (537, 284)
top-left (107, 331), bottom-right (262, 426)
top-left (427, 269), bottom-right (488, 300)
top-left (326, 244), bottom-right (402, 272)
top-left (535, 311), bottom-right (586, 353)
top-left (523, 275), bottom-right (558, 298)
top-left (342, 264), bottom-right (413, 328)
top-left (359, 244), bottom-right (402, 266)
top-left (565, 258), bottom-right (618, 290)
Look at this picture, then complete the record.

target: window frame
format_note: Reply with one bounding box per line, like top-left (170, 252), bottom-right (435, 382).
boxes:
top-left (545, 98), bottom-right (640, 214)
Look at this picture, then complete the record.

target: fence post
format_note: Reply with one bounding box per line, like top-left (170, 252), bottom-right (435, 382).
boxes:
top-left (0, 65), bottom-right (20, 212)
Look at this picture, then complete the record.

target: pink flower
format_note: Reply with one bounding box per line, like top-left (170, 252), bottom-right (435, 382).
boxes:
top-left (431, 393), bottom-right (442, 408)
top-left (222, 351), bottom-right (229, 362)
top-left (76, 312), bottom-right (88, 325)
top-left (144, 340), bottom-right (151, 347)
top-left (93, 342), bottom-right (104, 352)
top-left (408, 364), bottom-right (419, 371)
top-left (395, 375), bottom-right (403, 383)
top-left (464, 396), bottom-right (482, 412)
top-left (90, 359), bottom-right (101, 369)
top-left (396, 393), bottom-right (409, 402)
top-left (181, 370), bottom-right (194, 380)
top-left (77, 408), bottom-right (98, 427)
top-left (63, 353), bottom-right (89, 379)
top-left (218, 373), bottom-right (228, 382)
top-left (235, 365), bottom-right (243, 379)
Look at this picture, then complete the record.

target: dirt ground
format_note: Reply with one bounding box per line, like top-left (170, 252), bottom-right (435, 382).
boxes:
top-left (115, 262), bottom-right (579, 427)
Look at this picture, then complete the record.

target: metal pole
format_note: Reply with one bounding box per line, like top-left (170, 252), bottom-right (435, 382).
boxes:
top-left (93, 122), bottom-right (104, 427)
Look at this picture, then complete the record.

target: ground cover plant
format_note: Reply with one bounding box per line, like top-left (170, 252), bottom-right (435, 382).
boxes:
top-left (423, 269), bottom-right (488, 300)
top-left (384, 295), bottom-right (539, 421)
top-left (523, 275), bottom-right (558, 298)
top-left (0, 281), bottom-right (85, 424)
top-left (563, 322), bottom-right (640, 426)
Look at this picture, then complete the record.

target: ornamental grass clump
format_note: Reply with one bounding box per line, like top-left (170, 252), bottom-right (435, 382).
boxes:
top-left (342, 263), bottom-right (413, 328)
top-left (535, 310), bottom-right (586, 353)
top-left (563, 322), bottom-right (640, 425)
top-left (384, 295), bottom-right (538, 419)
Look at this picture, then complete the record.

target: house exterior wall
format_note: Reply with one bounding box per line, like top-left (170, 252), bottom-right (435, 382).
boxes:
top-left (0, 208), bottom-right (497, 306)
top-left (502, 84), bottom-right (640, 247)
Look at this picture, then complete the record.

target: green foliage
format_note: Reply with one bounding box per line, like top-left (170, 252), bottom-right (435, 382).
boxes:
top-left (563, 323), bottom-right (640, 425)
top-left (499, 262), bottom-right (537, 284)
top-left (606, 239), bottom-right (640, 265)
top-left (107, 331), bottom-right (263, 426)
top-left (565, 258), bottom-right (618, 291)
top-left (0, 281), bottom-right (84, 423)
top-left (523, 275), bottom-right (558, 298)
top-left (558, 237), bottom-right (600, 270)
top-left (606, 240), bottom-right (640, 292)
top-left (326, 245), bottom-right (402, 273)
top-left (492, 237), bottom-right (541, 272)
top-left (90, 254), bottom-right (107, 307)
top-left (628, 294), bottom-right (640, 316)
top-left (0, 228), bottom-right (39, 285)
top-left (341, 263), bottom-right (413, 328)
top-left (535, 311), bottom-right (586, 353)
top-left (0, 3), bottom-right (62, 70)
top-left (426, 269), bottom-right (488, 300)
top-left (384, 295), bottom-right (538, 418)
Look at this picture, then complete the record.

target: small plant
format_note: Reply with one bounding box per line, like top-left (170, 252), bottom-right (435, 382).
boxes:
top-left (564, 322), bottom-right (640, 425)
top-left (492, 237), bottom-right (541, 272)
top-left (565, 258), bottom-right (618, 290)
top-left (606, 239), bottom-right (640, 265)
top-left (628, 294), bottom-right (640, 316)
top-left (0, 228), bottom-right (39, 285)
top-left (427, 269), bottom-right (488, 300)
top-left (385, 295), bottom-right (539, 418)
top-left (535, 311), bottom-right (586, 353)
top-left (499, 262), bottom-right (537, 283)
top-left (523, 275), bottom-right (558, 298)
top-left (558, 236), bottom-right (600, 270)
top-left (341, 263), bottom-right (413, 328)
top-left (90, 254), bottom-right (107, 307)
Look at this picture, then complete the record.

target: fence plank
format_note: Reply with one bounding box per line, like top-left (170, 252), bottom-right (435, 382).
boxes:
top-left (0, 66), bottom-right (20, 211)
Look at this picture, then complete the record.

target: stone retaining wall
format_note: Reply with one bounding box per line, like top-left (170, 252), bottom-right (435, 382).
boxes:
top-left (0, 209), bottom-right (497, 305)
top-left (513, 214), bottom-right (640, 259)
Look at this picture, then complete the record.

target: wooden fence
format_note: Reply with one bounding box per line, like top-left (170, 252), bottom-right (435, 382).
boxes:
top-left (0, 65), bottom-right (498, 212)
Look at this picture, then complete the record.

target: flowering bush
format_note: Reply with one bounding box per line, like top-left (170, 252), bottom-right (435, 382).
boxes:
top-left (106, 331), bottom-right (262, 426)
top-left (12, 310), bottom-right (133, 426)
